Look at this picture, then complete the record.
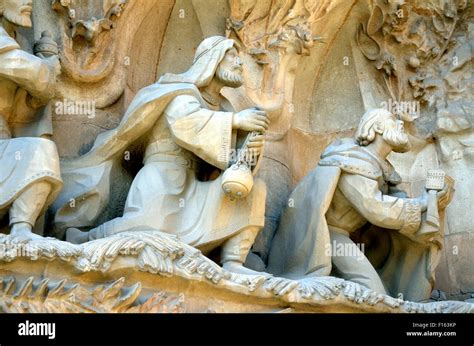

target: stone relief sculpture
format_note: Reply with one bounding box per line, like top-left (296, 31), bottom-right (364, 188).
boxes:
top-left (267, 109), bottom-right (454, 301)
top-left (59, 36), bottom-right (269, 275)
top-left (0, 0), bottom-right (62, 240)
top-left (0, 0), bottom-right (472, 314)
top-left (225, 0), bottom-right (329, 267)
top-left (355, 0), bottom-right (473, 301)
top-left (51, 0), bottom-right (128, 99)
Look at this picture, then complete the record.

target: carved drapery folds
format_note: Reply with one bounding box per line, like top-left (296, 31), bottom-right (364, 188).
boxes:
top-left (355, 0), bottom-right (473, 299)
top-left (0, 0), bottom-right (472, 312)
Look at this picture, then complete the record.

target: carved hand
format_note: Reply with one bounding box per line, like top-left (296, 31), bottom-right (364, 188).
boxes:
top-left (436, 184), bottom-right (454, 210)
top-left (416, 190), bottom-right (429, 212)
top-left (233, 108), bottom-right (269, 132)
top-left (246, 133), bottom-right (265, 157)
top-left (36, 55), bottom-right (62, 102)
top-left (45, 55), bottom-right (62, 81)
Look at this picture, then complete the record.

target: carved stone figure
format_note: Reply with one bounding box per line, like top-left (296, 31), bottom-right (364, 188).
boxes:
top-left (355, 0), bottom-right (473, 299)
top-left (0, 0), bottom-right (472, 315)
top-left (267, 108), bottom-right (453, 301)
top-left (0, 0), bottom-right (62, 240)
top-left (60, 36), bottom-right (269, 275)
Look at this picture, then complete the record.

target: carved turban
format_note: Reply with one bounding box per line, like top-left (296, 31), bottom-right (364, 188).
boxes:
top-left (158, 36), bottom-right (236, 88)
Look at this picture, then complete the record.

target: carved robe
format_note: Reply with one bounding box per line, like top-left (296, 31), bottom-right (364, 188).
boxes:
top-left (84, 91), bottom-right (265, 252)
top-left (0, 26), bottom-right (62, 219)
top-left (53, 37), bottom-right (265, 253)
top-left (267, 138), bottom-right (442, 301)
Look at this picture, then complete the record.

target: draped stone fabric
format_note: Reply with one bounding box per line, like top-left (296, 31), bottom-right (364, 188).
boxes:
top-left (53, 36), bottom-right (265, 252)
top-left (267, 138), bottom-right (441, 301)
top-left (0, 26), bottom-right (62, 220)
top-left (0, 137), bottom-right (62, 211)
top-left (85, 93), bottom-right (265, 253)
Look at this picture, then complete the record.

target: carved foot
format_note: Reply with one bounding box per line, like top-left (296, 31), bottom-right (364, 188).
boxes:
top-left (66, 228), bottom-right (89, 244)
top-left (10, 227), bottom-right (44, 243)
top-left (222, 260), bottom-right (272, 277)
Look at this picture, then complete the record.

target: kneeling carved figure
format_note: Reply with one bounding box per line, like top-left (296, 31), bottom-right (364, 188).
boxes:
top-left (57, 36), bottom-right (269, 276)
top-left (267, 109), bottom-right (453, 301)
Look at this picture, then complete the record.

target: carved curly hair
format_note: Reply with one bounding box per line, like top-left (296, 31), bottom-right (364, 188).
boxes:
top-left (355, 108), bottom-right (394, 146)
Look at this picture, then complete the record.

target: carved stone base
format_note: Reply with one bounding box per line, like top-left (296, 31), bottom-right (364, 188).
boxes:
top-left (0, 232), bottom-right (472, 313)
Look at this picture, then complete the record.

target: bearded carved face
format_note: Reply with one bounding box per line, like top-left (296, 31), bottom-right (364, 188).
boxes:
top-left (382, 117), bottom-right (411, 153)
top-left (215, 47), bottom-right (243, 88)
top-left (1, 0), bottom-right (33, 28)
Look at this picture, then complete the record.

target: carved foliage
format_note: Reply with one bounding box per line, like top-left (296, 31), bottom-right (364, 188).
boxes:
top-left (226, 0), bottom-right (330, 109)
top-left (356, 0), bottom-right (466, 112)
top-left (52, 0), bottom-right (128, 83)
top-left (0, 232), bottom-right (472, 313)
top-left (0, 276), bottom-right (185, 313)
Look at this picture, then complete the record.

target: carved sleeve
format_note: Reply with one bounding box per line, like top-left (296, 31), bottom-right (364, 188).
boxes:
top-left (338, 173), bottom-right (422, 233)
top-left (165, 94), bottom-right (233, 170)
top-left (0, 48), bottom-right (53, 99)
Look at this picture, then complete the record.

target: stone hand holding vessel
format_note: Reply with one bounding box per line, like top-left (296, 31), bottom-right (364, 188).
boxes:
top-left (221, 131), bottom-right (261, 199)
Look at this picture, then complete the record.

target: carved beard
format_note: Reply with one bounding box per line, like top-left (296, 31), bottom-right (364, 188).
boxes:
top-left (3, 9), bottom-right (32, 28)
top-left (383, 127), bottom-right (411, 153)
top-left (216, 65), bottom-right (243, 88)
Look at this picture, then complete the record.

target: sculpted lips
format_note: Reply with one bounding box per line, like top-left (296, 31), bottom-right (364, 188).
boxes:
top-left (233, 65), bottom-right (243, 72)
top-left (21, 5), bottom-right (33, 14)
top-left (21, 1), bottom-right (33, 14)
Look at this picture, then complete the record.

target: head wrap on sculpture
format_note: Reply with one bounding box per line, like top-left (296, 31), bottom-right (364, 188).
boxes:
top-left (356, 108), bottom-right (395, 146)
top-left (158, 36), bottom-right (235, 88)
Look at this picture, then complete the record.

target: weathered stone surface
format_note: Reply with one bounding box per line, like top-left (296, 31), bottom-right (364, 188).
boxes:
top-left (0, 0), bottom-right (472, 313)
top-left (0, 233), bottom-right (472, 313)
